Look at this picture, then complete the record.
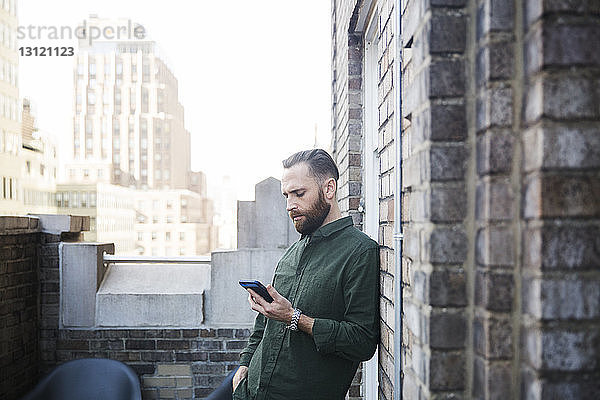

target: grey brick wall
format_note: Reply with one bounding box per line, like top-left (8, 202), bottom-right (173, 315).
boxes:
top-left (52, 328), bottom-right (250, 399)
top-left (401, 0), bottom-right (469, 398)
top-left (472, 0), bottom-right (517, 398)
top-left (332, 0), bottom-right (364, 228)
top-left (0, 216), bottom-right (250, 400)
top-left (333, 0), bottom-right (599, 399)
top-left (520, 1), bottom-right (600, 399)
top-left (0, 218), bottom-right (40, 400)
top-left (35, 232), bottom-right (251, 400)
top-left (377, 4), bottom-right (397, 400)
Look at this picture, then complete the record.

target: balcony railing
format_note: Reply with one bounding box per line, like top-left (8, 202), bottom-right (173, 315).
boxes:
top-left (102, 252), bottom-right (211, 266)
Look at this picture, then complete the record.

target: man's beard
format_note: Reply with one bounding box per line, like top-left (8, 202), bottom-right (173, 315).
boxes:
top-left (291, 191), bottom-right (331, 235)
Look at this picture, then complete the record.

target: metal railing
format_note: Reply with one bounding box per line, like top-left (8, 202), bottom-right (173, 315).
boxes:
top-left (103, 252), bottom-right (211, 265)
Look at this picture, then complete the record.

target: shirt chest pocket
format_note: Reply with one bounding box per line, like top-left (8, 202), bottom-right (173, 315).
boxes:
top-left (297, 278), bottom-right (337, 318)
top-left (272, 265), bottom-right (296, 299)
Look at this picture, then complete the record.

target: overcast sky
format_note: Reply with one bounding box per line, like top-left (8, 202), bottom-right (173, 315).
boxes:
top-left (18, 0), bottom-right (332, 200)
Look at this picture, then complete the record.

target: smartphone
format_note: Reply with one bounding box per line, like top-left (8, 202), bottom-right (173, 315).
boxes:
top-left (239, 280), bottom-right (274, 303)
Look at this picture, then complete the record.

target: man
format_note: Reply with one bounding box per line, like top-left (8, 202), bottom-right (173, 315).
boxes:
top-left (210, 149), bottom-right (379, 400)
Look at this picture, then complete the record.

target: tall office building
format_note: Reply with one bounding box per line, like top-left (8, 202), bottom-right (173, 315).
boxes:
top-left (66, 16), bottom-right (191, 190)
top-left (62, 16), bottom-right (217, 254)
top-left (0, 0), bottom-right (20, 213)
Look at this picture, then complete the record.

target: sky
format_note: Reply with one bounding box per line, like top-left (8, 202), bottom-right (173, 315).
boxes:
top-left (18, 0), bottom-right (332, 200)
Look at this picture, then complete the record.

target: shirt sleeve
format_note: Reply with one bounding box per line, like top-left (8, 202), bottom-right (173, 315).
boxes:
top-left (311, 246), bottom-right (380, 362)
top-left (239, 312), bottom-right (266, 366)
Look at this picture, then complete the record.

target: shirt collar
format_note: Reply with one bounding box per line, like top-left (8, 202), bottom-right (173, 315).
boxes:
top-left (301, 216), bottom-right (353, 241)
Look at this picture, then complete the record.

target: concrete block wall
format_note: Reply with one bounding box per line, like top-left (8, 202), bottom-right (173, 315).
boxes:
top-left (236, 177), bottom-right (298, 249)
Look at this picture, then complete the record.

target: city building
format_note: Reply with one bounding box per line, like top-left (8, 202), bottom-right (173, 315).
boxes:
top-left (0, 0), bottom-right (21, 214)
top-left (66, 16), bottom-right (190, 190)
top-left (20, 99), bottom-right (58, 215)
top-left (56, 182), bottom-right (136, 254)
top-left (61, 15), bottom-right (218, 254)
top-left (133, 189), bottom-right (217, 256)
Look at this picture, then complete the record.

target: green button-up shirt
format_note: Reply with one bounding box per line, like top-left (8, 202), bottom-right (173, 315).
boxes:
top-left (233, 216), bottom-right (380, 400)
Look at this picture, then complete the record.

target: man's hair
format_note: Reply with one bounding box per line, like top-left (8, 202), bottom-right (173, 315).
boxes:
top-left (282, 149), bottom-right (340, 184)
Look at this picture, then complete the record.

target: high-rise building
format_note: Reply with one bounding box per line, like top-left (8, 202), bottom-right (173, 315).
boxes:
top-left (0, 0), bottom-right (21, 214)
top-left (20, 99), bottom-right (58, 215)
top-left (66, 16), bottom-right (191, 190)
top-left (62, 16), bottom-right (218, 254)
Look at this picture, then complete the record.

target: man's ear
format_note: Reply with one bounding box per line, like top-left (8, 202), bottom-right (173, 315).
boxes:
top-left (324, 178), bottom-right (336, 200)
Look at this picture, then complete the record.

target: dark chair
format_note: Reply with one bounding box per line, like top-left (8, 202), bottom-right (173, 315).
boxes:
top-left (21, 358), bottom-right (142, 400)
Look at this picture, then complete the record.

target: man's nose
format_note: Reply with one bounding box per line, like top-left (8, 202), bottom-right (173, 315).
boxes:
top-left (286, 198), bottom-right (297, 212)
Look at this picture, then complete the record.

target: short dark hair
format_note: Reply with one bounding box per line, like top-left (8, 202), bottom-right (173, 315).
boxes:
top-left (282, 149), bottom-right (339, 184)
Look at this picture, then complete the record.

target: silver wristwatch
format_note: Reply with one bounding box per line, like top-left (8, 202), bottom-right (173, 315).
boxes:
top-left (287, 308), bottom-right (302, 331)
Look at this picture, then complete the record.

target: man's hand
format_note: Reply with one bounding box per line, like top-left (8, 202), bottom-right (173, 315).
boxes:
top-left (247, 284), bottom-right (294, 324)
top-left (232, 366), bottom-right (248, 391)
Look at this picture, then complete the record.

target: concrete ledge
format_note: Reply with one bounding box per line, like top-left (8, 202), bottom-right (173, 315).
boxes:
top-left (96, 264), bottom-right (210, 327)
top-left (31, 214), bottom-right (90, 234)
top-left (0, 215), bottom-right (40, 235)
top-left (204, 248), bottom-right (285, 326)
top-left (60, 242), bottom-right (115, 328)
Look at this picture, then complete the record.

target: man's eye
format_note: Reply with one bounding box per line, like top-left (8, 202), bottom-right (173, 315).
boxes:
top-left (297, 192), bottom-right (305, 197)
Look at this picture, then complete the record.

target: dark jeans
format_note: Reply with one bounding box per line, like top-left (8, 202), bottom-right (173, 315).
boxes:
top-left (205, 366), bottom-right (240, 400)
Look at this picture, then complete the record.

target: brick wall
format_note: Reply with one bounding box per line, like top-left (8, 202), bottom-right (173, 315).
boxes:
top-left (0, 215), bottom-right (251, 400)
top-left (0, 217), bottom-right (40, 400)
top-left (332, 0), bottom-right (364, 228)
top-left (520, 1), bottom-right (600, 398)
top-left (473, 0), bottom-right (518, 398)
top-left (52, 328), bottom-right (250, 399)
top-left (376, 3), bottom-right (397, 400)
top-left (401, 0), bottom-right (469, 397)
top-left (36, 232), bottom-right (251, 400)
top-left (332, 0), bottom-right (599, 399)
top-left (332, 1), bottom-right (398, 399)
